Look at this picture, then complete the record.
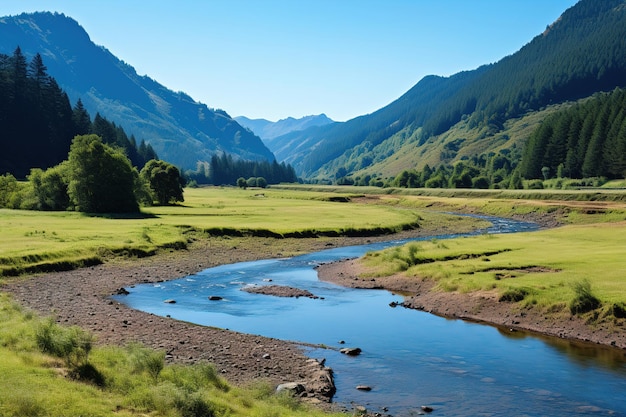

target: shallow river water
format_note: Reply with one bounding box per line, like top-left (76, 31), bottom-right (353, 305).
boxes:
top-left (115, 216), bottom-right (626, 416)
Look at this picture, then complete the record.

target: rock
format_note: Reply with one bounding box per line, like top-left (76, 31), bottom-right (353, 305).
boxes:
top-left (340, 347), bottom-right (362, 356)
top-left (276, 382), bottom-right (305, 395)
top-left (115, 287), bottom-right (129, 295)
top-left (304, 358), bottom-right (335, 399)
top-left (356, 385), bottom-right (372, 391)
top-left (421, 405), bottom-right (434, 413)
top-left (262, 353), bottom-right (271, 359)
top-left (163, 299), bottom-right (176, 304)
top-left (208, 295), bottom-right (223, 301)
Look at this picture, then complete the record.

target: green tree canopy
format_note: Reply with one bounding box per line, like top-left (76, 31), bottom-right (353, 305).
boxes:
top-left (139, 159), bottom-right (184, 205)
top-left (67, 134), bottom-right (139, 213)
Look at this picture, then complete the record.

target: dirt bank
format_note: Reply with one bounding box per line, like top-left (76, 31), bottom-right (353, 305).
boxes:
top-left (316, 258), bottom-right (626, 350)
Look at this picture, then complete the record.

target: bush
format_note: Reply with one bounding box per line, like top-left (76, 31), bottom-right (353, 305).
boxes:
top-left (128, 343), bottom-right (165, 382)
top-left (569, 279), bottom-right (601, 314)
top-left (176, 392), bottom-right (215, 417)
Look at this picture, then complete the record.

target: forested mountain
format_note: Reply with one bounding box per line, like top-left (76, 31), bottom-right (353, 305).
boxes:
top-left (0, 48), bottom-right (156, 178)
top-left (0, 12), bottom-right (274, 170)
top-left (235, 114), bottom-right (334, 144)
top-left (520, 88), bottom-right (626, 180)
top-left (273, 0), bottom-right (626, 181)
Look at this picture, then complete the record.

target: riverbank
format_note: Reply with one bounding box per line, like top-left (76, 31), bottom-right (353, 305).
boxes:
top-left (316, 251), bottom-right (626, 351)
top-left (3, 225), bottom-right (465, 408)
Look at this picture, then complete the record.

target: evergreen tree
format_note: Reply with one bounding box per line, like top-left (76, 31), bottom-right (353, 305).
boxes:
top-left (72, 99), bottom-right (91, 136)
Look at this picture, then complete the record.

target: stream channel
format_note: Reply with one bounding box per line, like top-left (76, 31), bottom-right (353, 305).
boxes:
top-left (115, 216), bottom-right (626, 416)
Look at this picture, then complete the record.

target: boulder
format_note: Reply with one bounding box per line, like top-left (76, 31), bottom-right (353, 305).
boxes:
top-left (208, 295), bottom-right (223, 301)
top-left (356, 385), bottom-right (372, 391)
top-left (276, 382), bottom-right (305, 395)
top-left (340, 347), bottom-right (362, 356)
top-left (163, 299), bottom-right (176, 304)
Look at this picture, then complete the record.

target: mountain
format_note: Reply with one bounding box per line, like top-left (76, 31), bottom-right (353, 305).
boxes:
top-left (235, 114), bottom-right (334, 143)
top-left (235, 114), bottom-right (335, 162)
top-left (0, 12), bottom-right (274, 170)
top-left (271, 0), bottom-right (626, 181)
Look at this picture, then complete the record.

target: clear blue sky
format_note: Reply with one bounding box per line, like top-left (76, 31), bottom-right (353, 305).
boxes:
top-left (3, 1), bottom-right (578, 122)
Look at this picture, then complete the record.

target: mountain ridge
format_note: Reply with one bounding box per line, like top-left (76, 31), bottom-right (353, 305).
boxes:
top-left (0, 12), bottom-right (274, 170)
top-left (270, 0), bottom-right (626, 181)
top-left (235, 114), bottom-right (334, 142)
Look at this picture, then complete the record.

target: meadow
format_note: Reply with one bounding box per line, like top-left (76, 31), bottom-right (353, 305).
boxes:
top-left (351, 190), bottom-right (626, 323)
top-left (0, 187), bottom-right (432, 277)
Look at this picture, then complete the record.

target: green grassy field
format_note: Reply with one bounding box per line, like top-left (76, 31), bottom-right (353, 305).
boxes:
top-left (0, 187), bottom-right (430, 276)
top-left (361, 220), bottom-right (626, 320)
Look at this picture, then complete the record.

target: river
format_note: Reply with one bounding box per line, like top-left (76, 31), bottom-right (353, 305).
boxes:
top-left (114, 216), bottom-right (626, 416)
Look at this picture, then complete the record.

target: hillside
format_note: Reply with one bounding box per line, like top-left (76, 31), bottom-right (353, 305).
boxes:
top-left (0, 12), bottom-right (274, 170)
top-left (273, 0), bottom-right (626, 181)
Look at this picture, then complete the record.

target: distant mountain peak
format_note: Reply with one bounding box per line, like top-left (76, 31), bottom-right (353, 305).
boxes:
top-left (235, 114), bottom-right (335, 145)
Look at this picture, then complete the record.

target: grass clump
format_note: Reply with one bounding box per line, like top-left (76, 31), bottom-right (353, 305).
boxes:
top-left (499, 287), bottom-right (530, 302)
top-left (569, 279), bottom-right (601, 315)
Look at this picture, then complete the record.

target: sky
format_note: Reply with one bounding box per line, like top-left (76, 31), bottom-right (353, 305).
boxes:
top-left (2, 1), bottom-right (579, 122)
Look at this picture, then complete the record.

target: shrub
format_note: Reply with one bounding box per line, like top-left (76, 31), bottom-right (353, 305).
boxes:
top-left (525, 179), bottom-right (544, 189)
top-left (569, 279), bottom-right (601, 314)
top-left (176, 392), bottom-right (215, 417)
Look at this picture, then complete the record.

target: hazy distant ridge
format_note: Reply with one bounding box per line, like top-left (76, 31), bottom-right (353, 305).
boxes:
top-left (235, 114), bottom-right (334, 143)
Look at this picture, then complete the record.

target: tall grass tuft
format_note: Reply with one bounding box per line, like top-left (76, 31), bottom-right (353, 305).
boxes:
top-left (35, 318), bottom-right (93, 368)
top-left (569, 279), bottom-right (601, 315)
top-left (128, 342), bottom-right (165, 383)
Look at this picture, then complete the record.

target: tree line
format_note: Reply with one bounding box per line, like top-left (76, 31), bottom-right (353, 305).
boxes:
top-left (186, 153), bottom-right (298, 186)
top-left (0, 134), bottom-right (184, 212)
top-left (0, 47), bottom-right (157, 179)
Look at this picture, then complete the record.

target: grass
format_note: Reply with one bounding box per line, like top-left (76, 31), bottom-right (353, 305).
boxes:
top-left (0, 293), bottom-right (343, 417)
top-left (0, 187), bottom-right (432, 276)
top-left (360, 220), bottom-right (626, 321)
